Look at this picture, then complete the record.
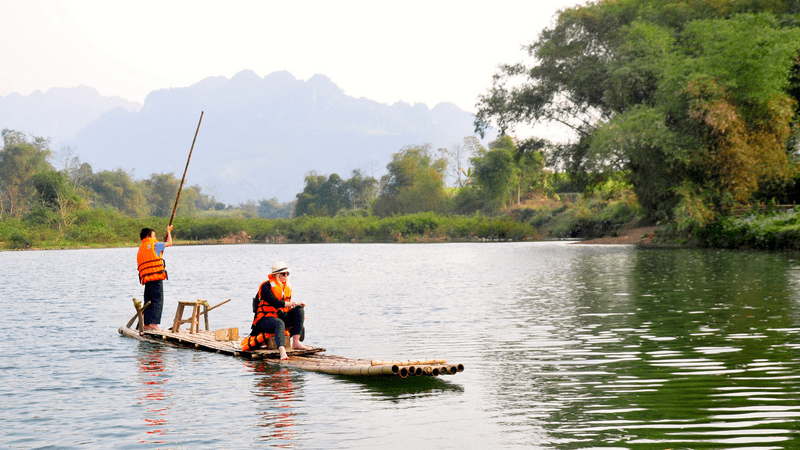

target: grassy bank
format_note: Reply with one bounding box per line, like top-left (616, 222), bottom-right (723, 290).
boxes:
top-left (0, 211), bottom-right (541, 250)
top-left (695, 208), bottom-right (800, 250)
top-left (8, 187), bottom-right (795, 251)
top-left (0, 187), bottom-right (648, 251)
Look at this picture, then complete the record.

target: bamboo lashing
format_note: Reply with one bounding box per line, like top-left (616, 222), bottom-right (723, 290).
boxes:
top-left (126, 298), bottom-right (151, 331)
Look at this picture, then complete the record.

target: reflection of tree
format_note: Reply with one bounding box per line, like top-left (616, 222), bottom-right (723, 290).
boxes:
top-left (135, 344), bottom-right (172, 445)
top-left (487, 247), bottom-right (800, 448)
top-left (247, 361), bottom-right (297, 446)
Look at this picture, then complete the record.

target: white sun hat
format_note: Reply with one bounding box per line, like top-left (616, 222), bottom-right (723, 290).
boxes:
top-left (271, 261), bottom-right (289, 274)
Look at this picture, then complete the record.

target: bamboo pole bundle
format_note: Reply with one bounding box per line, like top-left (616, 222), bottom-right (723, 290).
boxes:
top-left (287, 359), bottom-right (405, 377)
top-left (287, 355), bottom-right (466, 378)
top-left (370, 359), bottom-right (447, 366)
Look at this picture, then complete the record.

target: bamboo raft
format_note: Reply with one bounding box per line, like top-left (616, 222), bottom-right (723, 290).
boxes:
top-left (119, 298), bottom-right (464, 379)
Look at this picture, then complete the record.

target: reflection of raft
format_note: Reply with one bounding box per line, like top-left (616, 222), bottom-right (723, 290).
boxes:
top-left (118, 298), bottom-right (465, 379)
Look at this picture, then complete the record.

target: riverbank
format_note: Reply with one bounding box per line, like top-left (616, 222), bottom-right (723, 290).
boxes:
top-left (4, 198), bottom-right (799, 251)
top-left (575, 225), bottom-right (659, 245)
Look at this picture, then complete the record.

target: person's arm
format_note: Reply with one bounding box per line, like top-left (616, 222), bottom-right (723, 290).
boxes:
top-left (260, 282), bottom-right (290, 309)
top-left (164, 225), bottom-right (173, 247)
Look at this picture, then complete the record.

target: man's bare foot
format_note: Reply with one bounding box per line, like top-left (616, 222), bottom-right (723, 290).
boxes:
top-left (291, 337), bottom-right (308, 350)
top-left (279, 347), bottom-right (288, 360)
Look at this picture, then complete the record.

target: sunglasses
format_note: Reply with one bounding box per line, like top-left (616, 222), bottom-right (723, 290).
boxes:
top-left (277, 272), bottom-right (290, 277)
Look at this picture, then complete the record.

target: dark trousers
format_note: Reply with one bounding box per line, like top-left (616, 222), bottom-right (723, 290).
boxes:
top-left (251, 307), bottom-right (304, 348)
top-left (143, 280), bottom-right (164, 325)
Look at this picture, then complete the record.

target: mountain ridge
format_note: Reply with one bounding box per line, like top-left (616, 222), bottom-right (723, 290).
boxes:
top-left (2, 70), bottom-right (489, 203)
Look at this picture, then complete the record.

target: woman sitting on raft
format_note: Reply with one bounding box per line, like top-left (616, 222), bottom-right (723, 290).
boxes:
top-left (242, 262), bottom-right (307, 359)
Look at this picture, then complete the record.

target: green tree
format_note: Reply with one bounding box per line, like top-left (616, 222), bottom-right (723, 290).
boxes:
top-left (476, 1), bottom-right (800, 225)
top-left (31, 170), bottom-right (85, 231)
top-left (141, 173), bottom-right (179, 217)
top-left (481, 135), bottom-right (547, 205)
top-left (470, 141), bottom-right (518, 212)
top-left (0, 129), bottom-right (54, 218)
top-left (342, 169), bottom-right (377, 211)
top-left (295, 172), bottom-right (346, 217)
top-left (373, 144), bottom-right (449, 217)
top-left (258, 197), bottom-right (294, 218)
top-left (295, 170), bottom-right (377, 217)
top-left (89, 169), bottom-right (148, 217)
top-left (516, 137), bottom-right (548, 199)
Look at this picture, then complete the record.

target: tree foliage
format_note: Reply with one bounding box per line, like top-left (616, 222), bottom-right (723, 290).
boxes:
top-left (471, 142), bottom-right (518, 211)
top-left (455, 136), bottom-right (548, 214)
top-left (258, 197), bottom-right (295, 218)
top-left (373, 144), bottom-right (449, 217)
top-left (295, 172), bottom-right (346, 217)
top-left (89, 169), bottom-right (149, 217)
top-left (294, 170), bottom-right (377, 217)
top-left (475, 0), bottom-right (800, 225)
top-left (0, 129), bottom-right (54, 217)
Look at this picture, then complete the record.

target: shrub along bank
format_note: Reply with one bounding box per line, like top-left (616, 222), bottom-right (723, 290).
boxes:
top-left (5, 189), bottom-right (796, 251)
top-left (0, 211), bottom-right (540, 250)
top-left (695, 208), bottom-right (800, 250)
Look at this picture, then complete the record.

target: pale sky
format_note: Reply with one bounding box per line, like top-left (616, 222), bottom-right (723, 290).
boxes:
top-left (2, 0), bottom-right (583, 133)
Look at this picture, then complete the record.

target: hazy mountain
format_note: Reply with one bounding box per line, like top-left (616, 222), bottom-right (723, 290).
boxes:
top-left (0, 86), bottom-right (141, 143)
top-left (4, 70), bottom-right (489, 203)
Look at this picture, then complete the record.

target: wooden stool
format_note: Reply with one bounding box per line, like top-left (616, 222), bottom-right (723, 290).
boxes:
top-left (172, 300), bottom-right (202, 333)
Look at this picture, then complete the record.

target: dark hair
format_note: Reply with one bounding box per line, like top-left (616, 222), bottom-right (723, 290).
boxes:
top-left (140, 228), bottom-right (155, 240)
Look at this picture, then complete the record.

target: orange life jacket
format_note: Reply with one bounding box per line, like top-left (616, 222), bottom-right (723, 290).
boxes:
top-left (252, 274), bottom-right (292, 325)
top-left (137, 236), bottom-right (167, 285)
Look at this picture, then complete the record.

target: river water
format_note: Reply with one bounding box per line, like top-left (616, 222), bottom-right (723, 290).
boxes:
top-left (1, 242), bottom-right (798, 449)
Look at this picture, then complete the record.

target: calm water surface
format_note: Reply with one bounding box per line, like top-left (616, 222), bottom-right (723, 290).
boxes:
top-left (1, 242), bottom-right (798, 449)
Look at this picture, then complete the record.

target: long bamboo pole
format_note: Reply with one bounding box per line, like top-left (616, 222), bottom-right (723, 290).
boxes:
top-left (169, 111), bottom-right (204, 227)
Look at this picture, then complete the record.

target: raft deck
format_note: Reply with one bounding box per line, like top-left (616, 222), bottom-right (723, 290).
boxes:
top-left (118, 325), bottom-right (464, 378)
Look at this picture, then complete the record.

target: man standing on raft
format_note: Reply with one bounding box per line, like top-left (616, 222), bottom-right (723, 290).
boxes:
top-left (244, 262), bottom-right (307, 359)
top-left (137, 225), bottom-right (173, 331)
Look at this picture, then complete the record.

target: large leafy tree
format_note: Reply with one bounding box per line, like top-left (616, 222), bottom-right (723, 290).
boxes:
top-left (456, 136), bottom-right (547, 214)
top-left (342, 169), bottom-right (378, 211)
top-left (476, 0), bottom-right (800, 224)
top-left (31, 170), bottom-right (85, 230)
top-left (373, 144), bottom-right (449, 217)
top-left (294, 170), bottom-right (377, 217)
top-left (471, 137), bottom-right (519, 211)
top-left (0, 129), bottom-right (54, 217)
top-left (141, 173), bottom-right (179, 217)
top-left (89, 169), bottom-right (149, 217)
top-left (295, 172), bottom-right (346, 217)
top-left (258, 197), bottom-right (294, 218)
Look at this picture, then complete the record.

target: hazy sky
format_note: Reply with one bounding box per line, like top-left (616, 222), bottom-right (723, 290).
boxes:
top-left (2, 1), bottom-right (584, 114)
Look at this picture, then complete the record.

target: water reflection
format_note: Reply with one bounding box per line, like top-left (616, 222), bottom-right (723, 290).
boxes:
top-left (486, 246), bottom-right (800, 448)
top-left (332, 374), bottom-right (464, 401)
top-left (246, 361), bottom-right (299, 446)
top-left (135, 343), bottom-right (172, 445)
